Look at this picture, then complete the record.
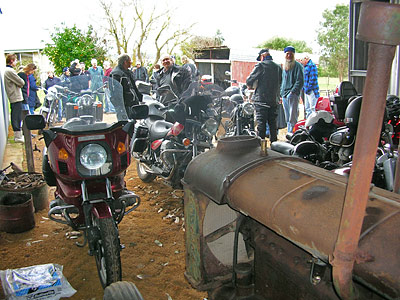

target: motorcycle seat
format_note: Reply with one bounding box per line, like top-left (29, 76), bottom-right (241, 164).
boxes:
top-left (149, 120), bottom-right (174, 141)
top-left (270, 141), bottom-right (295, 155)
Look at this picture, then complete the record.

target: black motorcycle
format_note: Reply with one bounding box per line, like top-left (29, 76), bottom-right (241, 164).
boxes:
top-left (271, 94), bottom-right (399, 191)
top-left (223, 93), bottom-right (256, 137)
top-left (131, 84), bottom-right (219, 188)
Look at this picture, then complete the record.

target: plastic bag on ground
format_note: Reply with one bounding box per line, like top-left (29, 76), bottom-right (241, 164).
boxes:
top-left (0, 263), bottom-right (76, 300)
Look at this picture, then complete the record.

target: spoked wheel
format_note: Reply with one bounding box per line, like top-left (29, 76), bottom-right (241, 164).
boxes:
top-left (92, 215), bottom-right (122, 288)
top-left (136, 161), bottom-right (156, 183)
top-left (48, 100), bottom-right (59, 127)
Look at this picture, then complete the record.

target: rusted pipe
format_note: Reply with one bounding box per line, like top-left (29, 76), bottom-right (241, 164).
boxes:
top-left (332, 2), bottom-right (400, 299)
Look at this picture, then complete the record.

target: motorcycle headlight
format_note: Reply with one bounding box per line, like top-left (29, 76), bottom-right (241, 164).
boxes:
top-left (242, 102), bottom-right (255, 116)
top-left (80, 144), bottom-right (107, 170)
top-left (80, 94), bottom-right (93, 106)
top-left (47, 87), bottom-right (57, 101)
top-left (202, 118), bottom-right (219, 136)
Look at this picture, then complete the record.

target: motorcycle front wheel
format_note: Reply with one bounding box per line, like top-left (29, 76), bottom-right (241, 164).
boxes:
top-left (92, 215), bottom-right (122, 288)
top-left (136, 161), bottom-right (156, 183)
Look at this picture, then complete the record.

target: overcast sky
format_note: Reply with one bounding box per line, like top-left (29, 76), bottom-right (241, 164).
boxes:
top-left (0, 0), bottom-right (347, 55)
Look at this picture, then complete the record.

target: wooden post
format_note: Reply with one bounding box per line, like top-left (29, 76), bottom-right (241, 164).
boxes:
top-left (21, 110), bottom-right (35, 173)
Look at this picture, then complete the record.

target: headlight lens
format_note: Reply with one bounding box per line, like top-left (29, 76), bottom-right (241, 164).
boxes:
top-left (202, 118), bottom-right (219, 136)
top-left (242, 102), bottom-right (255, 116)
top-left (79, 94), bottom-right (93, 106)
top-left (80, 144), bottom-right (107, 170)
top-left (47, 87), bottom-right (57, 101)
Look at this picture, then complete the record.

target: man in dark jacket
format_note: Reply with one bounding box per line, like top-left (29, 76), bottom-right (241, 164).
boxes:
top-left (133, 62), bottom-right (148, 82)
top-left (156, 54), bottom-right (192, 104)
top-left (246, 49), bottom-right (282, 142)
top-left (110, 54), bottom-right (143, 119)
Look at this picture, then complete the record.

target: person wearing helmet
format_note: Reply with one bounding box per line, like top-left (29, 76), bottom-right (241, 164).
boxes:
top-left (246, 49), bottom-right (282, 142)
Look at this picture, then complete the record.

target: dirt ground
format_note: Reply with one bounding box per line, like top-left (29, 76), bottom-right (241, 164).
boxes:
top-left (0, 103), bottom-right (296, 300)
top-left (0, 131), bottom-right (207, 300)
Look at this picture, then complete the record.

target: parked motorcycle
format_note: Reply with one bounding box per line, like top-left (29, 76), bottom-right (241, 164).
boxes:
top-left (65, 87), bottom-right (104, 122)
top-left (292, 81), bottom-right (358, 133)
top-left (223, 94), bottom-right (256, 136)
top-left (25, 76), bottom-right (149, 288)
top-left (131, 83), bottom-right (220, 188)
top-left (271, 93), bottom-right (399, 191)
top-left (39, 85), bottom-right (65, 127)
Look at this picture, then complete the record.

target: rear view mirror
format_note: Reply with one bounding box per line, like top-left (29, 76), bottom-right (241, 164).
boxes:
top-left (129, 105), bottom-right (149, 120)
top-left (24, 115), bottom-right (46, 130)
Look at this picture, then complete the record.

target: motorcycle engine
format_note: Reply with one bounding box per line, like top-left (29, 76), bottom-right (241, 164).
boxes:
top-left (337, 147), bottom-right (352, 164)
top-left (161, 140), bottom-right (175, 169)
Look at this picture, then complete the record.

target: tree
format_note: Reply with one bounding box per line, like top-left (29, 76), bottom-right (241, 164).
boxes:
top-left (180, 31), bottom-right (225, 59)
top-left (317, 4), bottom-right (349, 81)
top-left (99, 0), bottom-right (193, 73)
top-left (43, 24), bottom-right (107, 75)
top-left (259, 36), bottom-right (313, 53)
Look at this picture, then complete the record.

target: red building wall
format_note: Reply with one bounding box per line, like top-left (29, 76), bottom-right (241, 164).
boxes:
top-left (231, 61), bottom-right (256, 85)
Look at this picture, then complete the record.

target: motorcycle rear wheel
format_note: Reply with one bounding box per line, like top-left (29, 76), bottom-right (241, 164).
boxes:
top-left (136, 161), bottom-right (156, 183)
top-left (92, 216), bottom-right (122, 288)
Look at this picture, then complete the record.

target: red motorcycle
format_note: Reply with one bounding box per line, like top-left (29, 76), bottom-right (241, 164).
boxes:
top-left (25, 76), bottom-right (148, 288)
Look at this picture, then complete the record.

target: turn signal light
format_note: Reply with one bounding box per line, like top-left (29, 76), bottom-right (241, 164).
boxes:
top-left (73, 106), bottom-right (79, 110)
top-left (58, 148), bottom-right (69, 160)
top-left (183, 138), bottom-right (191, 147)
top-left (117, 142), bottom-right (126, 154)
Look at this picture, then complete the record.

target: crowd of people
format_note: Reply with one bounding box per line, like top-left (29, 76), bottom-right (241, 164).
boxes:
top-left (3, 48), bottom-right (317, 144)
top-left (246, 45), bottom-right (319, 141)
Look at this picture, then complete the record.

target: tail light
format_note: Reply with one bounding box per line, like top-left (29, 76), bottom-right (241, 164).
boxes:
top-left (151, 139), bottom-right (162, 150)
top-left (168, 122), bottom-right (184, 136)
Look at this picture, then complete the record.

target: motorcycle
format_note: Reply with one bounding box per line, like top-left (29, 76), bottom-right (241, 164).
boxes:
top-left (271, 93), bottom-right (400, 191)
top-left (65, 87), bottom-right (104, 122)
top-left (39, 85), bottom-right (65, 127)
top-left (223, 94), bottom-right (256, 137)
top-left (292, 80), bottom-right (358, 133)
top-left (131, 83), bottom-right (220, 188)
top-left (25, 76), bottom-right (149, 288)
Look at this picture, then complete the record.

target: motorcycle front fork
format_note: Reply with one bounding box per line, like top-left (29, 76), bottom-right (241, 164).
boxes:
top-left (79, 179), bottom-right (116, 254)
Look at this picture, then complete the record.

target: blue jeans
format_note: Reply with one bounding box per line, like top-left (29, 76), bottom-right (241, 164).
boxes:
top-left (282, 93), bottom-right (299, 133)
top-left (304, 91), bottom-right (318, 118)
top-left (104, 88), bottom-right (115, 112)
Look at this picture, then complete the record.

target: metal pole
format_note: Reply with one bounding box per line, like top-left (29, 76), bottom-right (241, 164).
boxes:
top-left (331, 2), bottom-right (400, 299)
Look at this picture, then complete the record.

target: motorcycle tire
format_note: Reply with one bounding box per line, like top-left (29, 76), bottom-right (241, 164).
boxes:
top-left (92, 215), bottom-right (122, 288)
top-left (136, 161), bottom-right (156, 183)
top-left (103, 281), bottom-right (144, 300)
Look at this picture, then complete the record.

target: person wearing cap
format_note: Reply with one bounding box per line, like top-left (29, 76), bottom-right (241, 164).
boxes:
top-left (302, 56), bottom-right (320, 118)
top-left (280, 46), bottom-right (304, 133)
top-left (246, 49), bottom-right (282, 142)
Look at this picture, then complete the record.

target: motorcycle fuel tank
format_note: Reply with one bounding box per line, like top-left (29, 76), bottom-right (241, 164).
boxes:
top-left (183, 135), bottom-right (400, 299)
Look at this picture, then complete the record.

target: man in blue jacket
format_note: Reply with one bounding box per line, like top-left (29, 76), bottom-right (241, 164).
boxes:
top-left (302, 56), bottom-right (320, 118)
top-left (280, 46), bottom-right (304, 133)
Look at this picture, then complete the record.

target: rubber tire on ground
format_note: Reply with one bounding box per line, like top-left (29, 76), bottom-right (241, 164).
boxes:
top-left (103, 281), bottom-right (144, 300)
top-left (93, 216), bottom-right (122, 288)
top-left (136, 161), bottom-right (156, 183)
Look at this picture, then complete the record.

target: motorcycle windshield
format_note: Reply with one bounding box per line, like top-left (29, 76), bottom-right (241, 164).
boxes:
top-left (55, 75), bottom-right (127, 123)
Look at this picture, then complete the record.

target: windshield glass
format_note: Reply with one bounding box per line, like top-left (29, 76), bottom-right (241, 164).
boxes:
top-left (47, 75), bottom-right (126, 128)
